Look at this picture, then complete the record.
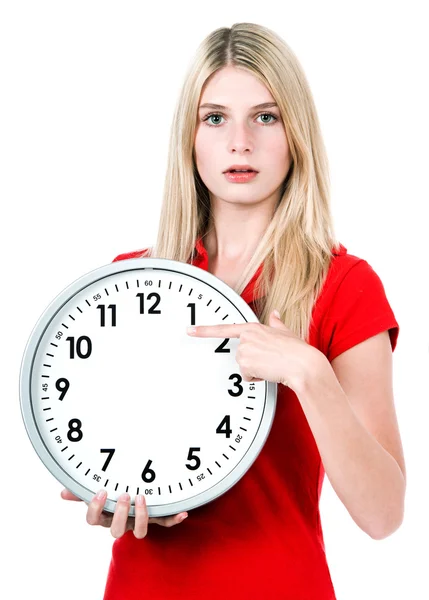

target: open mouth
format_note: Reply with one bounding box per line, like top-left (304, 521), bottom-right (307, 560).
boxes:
top-left (224, 170), bottom-right (258, 182)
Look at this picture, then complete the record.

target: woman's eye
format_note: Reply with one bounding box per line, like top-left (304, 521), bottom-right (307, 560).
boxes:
top-left (203, 113), bottom-right (277, 127)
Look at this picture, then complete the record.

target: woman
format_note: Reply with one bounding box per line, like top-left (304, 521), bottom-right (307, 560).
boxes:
top-left (62, 22), bottom-right (406, 599)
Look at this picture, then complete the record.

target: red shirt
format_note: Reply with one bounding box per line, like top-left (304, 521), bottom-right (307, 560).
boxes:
top-left (103, 238), bottom-right (399, 600)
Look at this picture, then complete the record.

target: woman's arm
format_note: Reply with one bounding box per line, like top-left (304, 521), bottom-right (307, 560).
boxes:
top-left (295, 330), bottom-right (406, 540)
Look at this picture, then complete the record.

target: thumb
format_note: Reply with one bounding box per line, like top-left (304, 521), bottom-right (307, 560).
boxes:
top-left (269, 309), bottom-right (283, 322)
top-left (269, 309), bottom-right (289, 329)
top-left (61, 488), bottom-right (83, 502)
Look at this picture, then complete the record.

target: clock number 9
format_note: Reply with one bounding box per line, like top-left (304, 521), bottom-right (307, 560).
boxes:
top-left (55, 377), bottom-right (70, 400)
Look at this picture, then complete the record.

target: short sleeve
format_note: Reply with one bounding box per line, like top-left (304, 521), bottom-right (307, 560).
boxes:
top-left (322, 259), bottom-right (399, 362)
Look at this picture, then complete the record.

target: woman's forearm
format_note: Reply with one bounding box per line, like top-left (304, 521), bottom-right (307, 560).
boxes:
top-left (294, 358), bottom-right (405, 540)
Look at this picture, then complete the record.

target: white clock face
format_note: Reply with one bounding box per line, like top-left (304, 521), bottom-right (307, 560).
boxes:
top-left (20, 258), bottom-right (277, 517)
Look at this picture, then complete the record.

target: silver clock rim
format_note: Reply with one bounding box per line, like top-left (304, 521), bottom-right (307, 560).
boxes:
top-left (19, 257), bottom-right (277, 517)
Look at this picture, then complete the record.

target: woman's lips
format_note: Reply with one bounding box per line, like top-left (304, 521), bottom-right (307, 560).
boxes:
top-left (224, 171), bottom-right (258, 183)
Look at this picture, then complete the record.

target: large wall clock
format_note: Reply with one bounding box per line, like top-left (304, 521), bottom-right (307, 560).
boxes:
top-left (20, 257), bottom-right (277, 518)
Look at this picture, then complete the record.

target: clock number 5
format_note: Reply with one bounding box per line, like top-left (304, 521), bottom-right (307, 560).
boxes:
top-left (185, 447), bottom-right (201, 471)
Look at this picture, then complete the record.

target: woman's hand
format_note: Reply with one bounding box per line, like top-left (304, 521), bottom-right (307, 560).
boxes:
top-left (186, 309), bottom-right (325, 394)
top-left (60, 488), bottom-right (188, 539)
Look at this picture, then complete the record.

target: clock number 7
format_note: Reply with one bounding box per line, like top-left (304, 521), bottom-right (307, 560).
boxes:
top-left (100, 448), bottom-right (115, 471)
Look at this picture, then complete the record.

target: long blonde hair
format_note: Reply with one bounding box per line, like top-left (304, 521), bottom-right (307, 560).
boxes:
top-left (148, 22), bottom-right (341, 341)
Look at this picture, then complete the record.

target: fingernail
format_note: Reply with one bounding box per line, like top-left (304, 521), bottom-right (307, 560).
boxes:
top-left (186, 326), bottom-right (196, 335)
top-left (136, 494), bottom-right (145, 506)
top-left (119, 493), bottom-right (130, 502)
top-left (179, 513), bottom-right (188, 521)
top-left (96, 489), bottom-right (107, 500)
top-left (273, 309), bottom-right (280, 318)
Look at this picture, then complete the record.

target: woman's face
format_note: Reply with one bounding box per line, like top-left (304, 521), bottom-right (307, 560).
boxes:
top-left (194, 65), bottom-right (291, 206)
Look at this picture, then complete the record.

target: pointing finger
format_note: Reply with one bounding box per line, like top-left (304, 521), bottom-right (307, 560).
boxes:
top-left (186, 323), bottom-right (248, 338)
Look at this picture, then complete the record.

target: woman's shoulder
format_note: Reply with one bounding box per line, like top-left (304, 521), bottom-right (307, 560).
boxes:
top-left (328, 242), bottom-right (372, 284)
top-left (112, 247), bottom-right (152, 262)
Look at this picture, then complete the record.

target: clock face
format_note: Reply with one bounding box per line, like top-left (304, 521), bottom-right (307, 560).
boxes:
top-left (20, 258), bottom-right (277, 517)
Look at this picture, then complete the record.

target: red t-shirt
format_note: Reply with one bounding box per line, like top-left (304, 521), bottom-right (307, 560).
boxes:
top-left (103, 238), bottom-right (399, 600)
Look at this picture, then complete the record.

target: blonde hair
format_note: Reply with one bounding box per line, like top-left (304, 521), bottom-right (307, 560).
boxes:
top-left (148, 22), bottom-right (341, 341)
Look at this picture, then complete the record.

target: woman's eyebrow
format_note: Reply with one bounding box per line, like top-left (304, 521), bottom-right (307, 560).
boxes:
top-left (198, 102), bottom-right (278, 111)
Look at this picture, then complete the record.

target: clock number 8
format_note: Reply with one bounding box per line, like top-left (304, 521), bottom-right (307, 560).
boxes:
top-left (67, 418), bottom-right (83, 442)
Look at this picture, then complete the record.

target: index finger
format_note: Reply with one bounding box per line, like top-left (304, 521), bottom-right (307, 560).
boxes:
top-left (186, 323), bottom-right (248, 338)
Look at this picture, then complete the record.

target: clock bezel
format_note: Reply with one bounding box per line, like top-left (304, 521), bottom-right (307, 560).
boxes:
top-left (20, 257), bottom-right (277, 517)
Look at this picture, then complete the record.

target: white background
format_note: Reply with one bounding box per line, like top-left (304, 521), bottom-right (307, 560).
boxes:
top-left (1, 1), bottom-right (428, 598)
